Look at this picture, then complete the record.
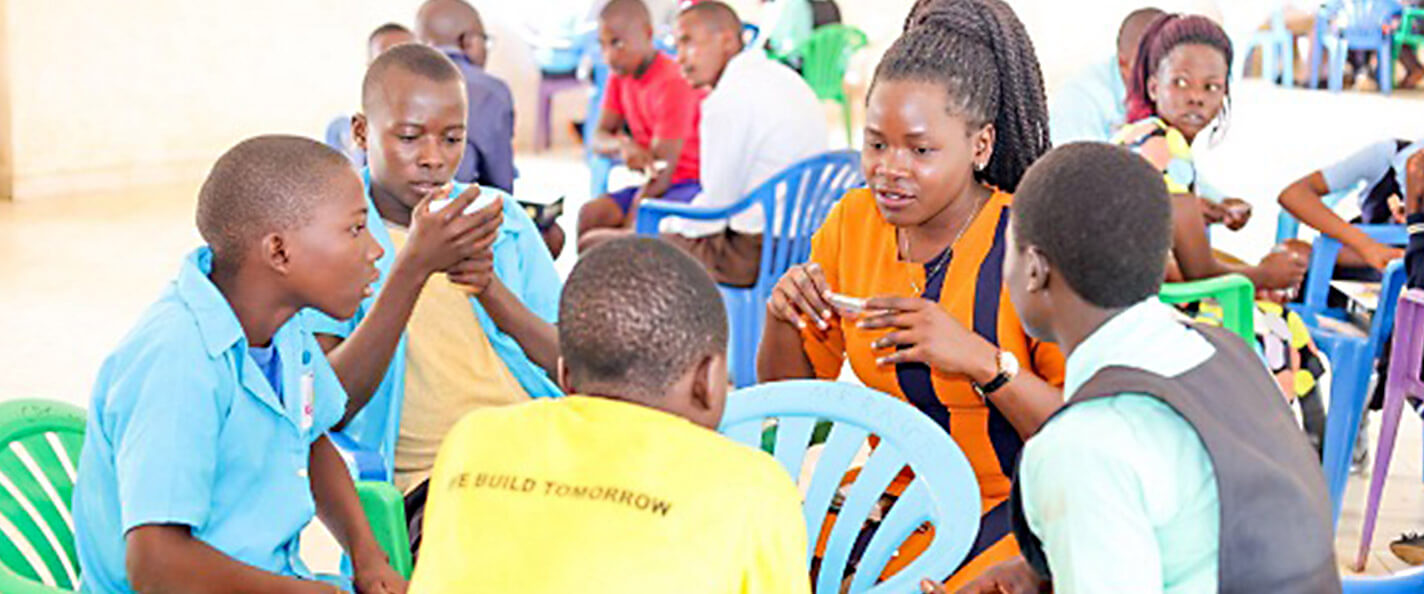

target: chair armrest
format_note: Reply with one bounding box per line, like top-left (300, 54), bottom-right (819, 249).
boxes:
top-left (633, 191), bottom-right (769, 235)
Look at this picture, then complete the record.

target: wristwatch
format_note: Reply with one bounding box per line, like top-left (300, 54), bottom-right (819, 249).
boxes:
top-left (973, 350), bottom-right (1019, 398)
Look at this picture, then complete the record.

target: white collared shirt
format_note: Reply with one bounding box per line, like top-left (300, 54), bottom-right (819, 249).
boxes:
top-left (668, 50), bottom-right (828, 238)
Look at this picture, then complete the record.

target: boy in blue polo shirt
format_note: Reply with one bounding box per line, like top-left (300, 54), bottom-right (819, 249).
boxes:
top-left (306, 43), bottom-right (561, 559)
top-left (72, 136), bottom-right (405, 593)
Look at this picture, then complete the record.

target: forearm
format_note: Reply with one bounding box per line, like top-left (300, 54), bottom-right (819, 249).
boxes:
top-left (591, 128), bottom-right (623, 156)
top-left (310, 436), bottom-right (385, 570)
top-left (640, 170), bottom-right (674, 200)
top-left (477, 277), bottom-right (560, 374)
top-left (1171, 193), bottom-right (1244, 283)
top-left (127, 526), bottom-right (333, 594)
top-left (961, 340), bottom-right (1062, 439)
top-left (1280, 182), bottom-right (1376, 252)
top-left (324, 257), bottom-right (428, 425)
top-left (757, 315), bottom-right (817, 382)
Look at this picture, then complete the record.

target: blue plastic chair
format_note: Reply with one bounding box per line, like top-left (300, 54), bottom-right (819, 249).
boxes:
top-left (1320, 0), bottom-right (1402, 94)
top-left (719, 380), bottom-right (980, 593)
top-left (1237, 8), bottom-right (1295, 86)
top-left (635, 151), bottom-right (864, 387)
top-left (1343, 567), bottom-right (1424, 592)
top-left (1295, 224), bottom-right (1407, 523)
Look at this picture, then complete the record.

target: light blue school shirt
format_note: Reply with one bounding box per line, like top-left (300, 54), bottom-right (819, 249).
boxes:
top-left (1020, 298), bottom-right (1221, 594)
top-left (1049, 56), bottom-right (1127, 146)
top-left (303, 169), bottom-right (562, 475)
top-left (72, 247), bottom-right (347, 593)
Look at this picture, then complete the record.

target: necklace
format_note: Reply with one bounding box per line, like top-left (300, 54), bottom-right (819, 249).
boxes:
top-left (903, 194), bottom-right (988, 295)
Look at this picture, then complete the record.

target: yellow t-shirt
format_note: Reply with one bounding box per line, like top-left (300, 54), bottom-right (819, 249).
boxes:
top-left (409, 396), bottom-right (812, 594)
top-left (387, 225), bottom-right (529, 493)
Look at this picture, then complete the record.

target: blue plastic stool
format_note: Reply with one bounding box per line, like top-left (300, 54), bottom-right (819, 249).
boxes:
top-left (719, 380), bottom-right (980, 593)
top-left (635, 150), bottom-right (864, 387)
top-left (1237, 8), bottom-right (1296, 86)
top-left (1321, 0), bottom-right (1402, 94)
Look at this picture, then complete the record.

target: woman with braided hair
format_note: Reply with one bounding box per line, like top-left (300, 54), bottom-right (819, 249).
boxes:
top-left (758, 0), bottom-right (1065, 589)
top-left (1113, 13), bottom-right (1330, 452)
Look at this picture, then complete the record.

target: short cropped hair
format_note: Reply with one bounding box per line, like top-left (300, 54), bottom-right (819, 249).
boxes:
top-left (1011, 142), bottom-right (1172, 308)
top-left (680, 1), bottom-right (742, 33)
top-left (559, 237), bottom-right (728, 400)
top-left (196, 135), bottom-right (351, 268)
top-left (361, 42), bottom-right (462, 112)
top-left (600, 0), bottom-right (652, 26)
top-left (369, 22), bottom-right (411, 43)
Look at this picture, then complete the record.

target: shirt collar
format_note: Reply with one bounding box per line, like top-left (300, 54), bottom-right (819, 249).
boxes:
top-left (1064, 297), bottom-right (1182, 394)
top-left (175, 247), bottom-right (248, 358)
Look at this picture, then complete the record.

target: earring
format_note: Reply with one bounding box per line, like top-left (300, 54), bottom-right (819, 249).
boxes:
top-left (974, 161), bottom-right (986, 172)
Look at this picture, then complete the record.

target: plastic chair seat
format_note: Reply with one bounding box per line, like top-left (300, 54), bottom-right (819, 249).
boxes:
top-left (1297, 224), bottom-right (1407, 523)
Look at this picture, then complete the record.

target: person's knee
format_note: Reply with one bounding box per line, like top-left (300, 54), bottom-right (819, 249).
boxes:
top-left (578, 196), bottom-right (623, 234)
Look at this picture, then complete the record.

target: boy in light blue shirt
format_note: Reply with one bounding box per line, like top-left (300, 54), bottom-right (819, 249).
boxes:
top-left (72, 136), bottom-right (405, 593)
top-left (950, 143), bottom-right (1336, 593)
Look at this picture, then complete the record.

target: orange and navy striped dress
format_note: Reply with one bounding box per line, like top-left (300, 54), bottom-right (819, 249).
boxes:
top-left (801, 188), bottom-right (1066, 589)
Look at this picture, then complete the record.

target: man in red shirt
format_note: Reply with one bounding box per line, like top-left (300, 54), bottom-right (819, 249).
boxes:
top-left (577, 0), bottom-right (703, 249)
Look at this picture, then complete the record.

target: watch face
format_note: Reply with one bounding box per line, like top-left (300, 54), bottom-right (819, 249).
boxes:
top-left (1000, 351), bottom-right (1020, 376)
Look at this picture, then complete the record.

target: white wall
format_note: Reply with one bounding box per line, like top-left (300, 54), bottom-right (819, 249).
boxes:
top-left (3, 0), bottom-right (1278, 201)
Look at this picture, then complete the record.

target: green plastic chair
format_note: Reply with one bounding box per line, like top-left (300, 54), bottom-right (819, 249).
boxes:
top-left (0, 399), bottom-right (85, 594)
top-left (780, 24), bottom-right (868, 145)
top-left (354, 481), bottom-right (412, 580)
top-left (1159, 274), bottom-right (1256, 345)
top-left (1395, 8), bottom-right (1424, 63)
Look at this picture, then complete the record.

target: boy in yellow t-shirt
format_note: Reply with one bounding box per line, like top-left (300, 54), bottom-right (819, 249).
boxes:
top-left (410, 237), bottom-right (811, 594)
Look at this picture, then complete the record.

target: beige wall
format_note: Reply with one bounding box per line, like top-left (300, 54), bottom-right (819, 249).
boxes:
top-left (7, 0), bottom-right (1262, 202)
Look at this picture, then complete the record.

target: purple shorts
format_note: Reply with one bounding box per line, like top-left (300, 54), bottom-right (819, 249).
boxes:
top-left (608, 180), bottom-right (702, 214)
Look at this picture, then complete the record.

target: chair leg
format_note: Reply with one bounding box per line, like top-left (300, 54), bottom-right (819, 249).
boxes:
top-left (1322, 338), bottom-right (1369, 525)
top-left (1329, 39), bottom-right (1347, 92)
top-left (1356, 354), bottom-right (1412, 570)
top-left (537, 85), bottom-right (554, 152)
top-left (840, 98), bottom-right (853, 147)
top-left (1381, 42), bottom-right (1394, 95)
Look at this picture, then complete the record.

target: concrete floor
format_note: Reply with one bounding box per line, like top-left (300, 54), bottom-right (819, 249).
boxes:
top-left (3, 79), bottom-right (1424, 578)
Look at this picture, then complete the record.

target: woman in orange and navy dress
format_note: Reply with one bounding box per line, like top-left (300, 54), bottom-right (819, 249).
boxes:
top-left (757, 0), bottom-right (1065, 590)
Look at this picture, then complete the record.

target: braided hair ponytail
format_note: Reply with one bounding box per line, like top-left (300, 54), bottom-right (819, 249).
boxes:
top-left (876, 0), bottom-right (1049, 192)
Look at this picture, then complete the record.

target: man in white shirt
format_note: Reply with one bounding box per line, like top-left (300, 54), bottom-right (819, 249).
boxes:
top-left (665, 0), bottom-right (828, 286)
top-left (578, 0), bottom-right (827, 286)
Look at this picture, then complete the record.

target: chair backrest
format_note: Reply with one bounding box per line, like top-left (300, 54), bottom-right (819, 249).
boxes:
top-left (752, 150), bottom-right (864, 298)
top-left (1389, 289), bottom-right (1424, 397)
top-left (354, 481), bottom-right (413, 579)
top-left (719, 380), bottom-right (980, 593)
top-left (1338, 0), bottom-right (1398, 40)
top-left (789, 25), bottom-right (868, 101)
top-left (1159, 274), bottom-right (1256, 344)
top-left (0, 400), bottom-right (85, 592)
top-left (1300, 224), bottom-right (1407, 327)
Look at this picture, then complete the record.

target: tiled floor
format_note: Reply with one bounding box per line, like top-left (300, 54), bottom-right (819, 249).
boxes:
top-left (4, 80), bottom-right (1424, 577)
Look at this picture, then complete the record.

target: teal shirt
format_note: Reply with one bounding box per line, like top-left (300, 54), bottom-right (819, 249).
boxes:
top-left (1048, 56), bottom-right (1127, 145)
top-left (764, 0), bottom-right (813, 57)
top-left (1021, 298), bottom-right (1220, 593)
top-left (303, 169), bottom-right (562, 477)
top-left (74, 248), bottom-right (348, 592)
